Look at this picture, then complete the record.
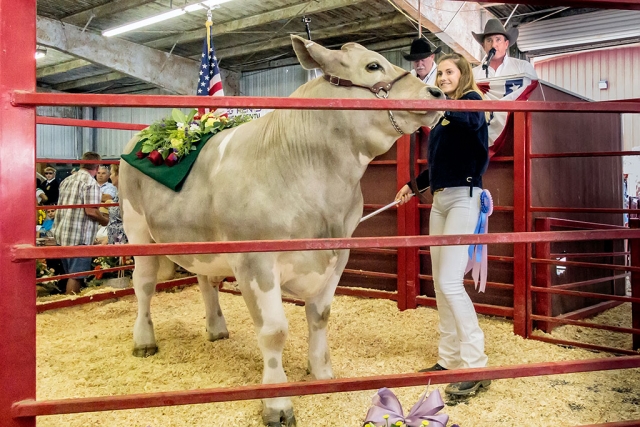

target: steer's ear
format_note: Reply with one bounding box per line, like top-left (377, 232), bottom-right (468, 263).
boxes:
top-left (291, 34), bottom-right (330, 70)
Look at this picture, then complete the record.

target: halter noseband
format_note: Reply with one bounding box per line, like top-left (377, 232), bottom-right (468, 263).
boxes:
top-left (322, 71), bottom-right (411, 134)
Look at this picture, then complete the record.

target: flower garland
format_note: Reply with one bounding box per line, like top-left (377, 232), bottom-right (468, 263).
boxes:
top-left (135, 109), bottom-right (251, 167)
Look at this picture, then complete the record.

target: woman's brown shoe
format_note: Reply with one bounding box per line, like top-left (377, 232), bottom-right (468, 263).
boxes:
top-left (418, 363), bottom-right (448, 372)
top-left (445, 380), bottom-right (491, 396)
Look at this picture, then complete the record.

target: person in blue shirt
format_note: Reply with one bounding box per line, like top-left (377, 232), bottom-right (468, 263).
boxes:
top-left (396, 53), bottom-right (490, 397)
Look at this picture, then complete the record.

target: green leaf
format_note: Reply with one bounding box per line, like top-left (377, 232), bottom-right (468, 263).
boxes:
top-left (171, 108), bottom-right (187, 124)
top-left (186, 109), bottom-right (197, 123)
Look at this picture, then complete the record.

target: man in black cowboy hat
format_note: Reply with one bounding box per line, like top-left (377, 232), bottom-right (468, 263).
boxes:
top-left (471, 18), bottom-right (537, 80)
top-left (403, 38), bottom-right (442, 85)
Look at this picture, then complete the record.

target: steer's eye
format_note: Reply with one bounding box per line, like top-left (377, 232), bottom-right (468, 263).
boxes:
top-left (366, 62), bottom-right (382, 72)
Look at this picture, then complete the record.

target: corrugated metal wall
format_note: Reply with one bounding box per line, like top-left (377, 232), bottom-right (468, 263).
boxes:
top-left (95, 107), bottom-right (177, 158)
top-left (519, 10), bottom-right (640, 53)
top-left (534, 43), bottom-right (640, 196)
top-left (36, 106), bottom-right (79, 159)
top-left (240, 65), bottom-right (307, 96)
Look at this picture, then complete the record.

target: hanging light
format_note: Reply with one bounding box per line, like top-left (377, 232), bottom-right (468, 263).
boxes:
top-left (102, 0), bottom-right (232, 37)
top-left (35, 47), bottom-right (47, 59)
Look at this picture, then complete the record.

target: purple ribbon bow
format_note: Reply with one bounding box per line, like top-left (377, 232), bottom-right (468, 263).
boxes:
top-left (465, 189), bottom-right (493, 293)
top-left (364, 388), bottom-right (449, 427)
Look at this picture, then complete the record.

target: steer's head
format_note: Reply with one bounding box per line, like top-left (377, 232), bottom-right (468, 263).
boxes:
top-left (291, 35), bottom-right (443, 139)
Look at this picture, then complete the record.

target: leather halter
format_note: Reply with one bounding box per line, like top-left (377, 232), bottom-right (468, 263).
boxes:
top-left (322, 71), bottom-right (411, 134)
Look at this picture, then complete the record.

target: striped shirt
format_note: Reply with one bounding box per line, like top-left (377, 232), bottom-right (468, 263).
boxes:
top-left (53, 169), bottom-right (102, 246)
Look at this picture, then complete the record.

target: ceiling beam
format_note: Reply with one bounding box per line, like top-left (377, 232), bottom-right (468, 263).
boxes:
top-left (37, 59), bottom-right (93, 78)
top-left (53, 71), bottom-right (126, 91)
top-left (145, 0), bottom-right (368, 49)
top-left (62, 0), bottom-right (158, 27)
top-left (211, 14), bottom-right (409, 60)
top-left (390, 0), bottom-right (486, 63)
top-left (37, 16), bottom-right (199, 94)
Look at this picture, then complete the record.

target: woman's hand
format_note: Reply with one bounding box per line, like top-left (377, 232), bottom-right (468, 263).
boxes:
top-left (395, 184), bottom-right (413, 206)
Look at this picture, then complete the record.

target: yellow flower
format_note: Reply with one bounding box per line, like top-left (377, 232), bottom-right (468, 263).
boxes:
top-left (421, 421), bottom-right (429, 426)
top-left (170, 138), bottom-right (183, 149)
top-left (206, 118), bottom-right (217, 127)
top-left (219, 115), bottom-right (228, 123)
top-left (383, 415), bottom-right (390, 420)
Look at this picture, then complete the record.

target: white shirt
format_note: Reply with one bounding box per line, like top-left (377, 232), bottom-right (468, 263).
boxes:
top-left (99, 181), bottom-right (118, 200)
top-left (411, 62), bottom-right (438, 86)
top-left (473, 54), bottom-right (538, 80)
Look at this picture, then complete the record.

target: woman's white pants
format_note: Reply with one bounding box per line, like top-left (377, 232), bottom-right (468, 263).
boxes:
top-left (430, 186), bottom-right (488, 369)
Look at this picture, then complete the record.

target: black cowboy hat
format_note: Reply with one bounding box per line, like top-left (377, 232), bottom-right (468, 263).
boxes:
top-left (472, 18), bottom-right (519, 45)
top-left (402, 38), bottom-right (442, 61)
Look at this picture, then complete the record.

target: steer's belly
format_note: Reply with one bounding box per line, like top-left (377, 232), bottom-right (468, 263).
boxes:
top-left (167, 254), bottom-right (234, 277)
top-left (279, 253), bottom-right (339, 299)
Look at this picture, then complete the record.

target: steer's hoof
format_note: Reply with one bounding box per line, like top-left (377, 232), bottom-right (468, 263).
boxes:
top-left (207, 331), bottom-right (229, 342)
top-left (263, 409), bottom-right (296, 427)
top-left (132, 345), bottom-right (158, 357)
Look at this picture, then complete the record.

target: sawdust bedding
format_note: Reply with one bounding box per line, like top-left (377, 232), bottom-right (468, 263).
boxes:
top-left (36, 286), bottom-right (640, 427)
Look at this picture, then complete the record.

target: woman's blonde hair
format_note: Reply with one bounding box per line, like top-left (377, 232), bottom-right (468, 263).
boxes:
top-left (110, 163), bottom-right (119, 176)
top-left (436, 53), bottom-right (482, 100)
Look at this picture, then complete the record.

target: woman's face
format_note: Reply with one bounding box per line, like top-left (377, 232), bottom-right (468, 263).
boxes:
top-left (110, 167), bottom-right (119, 187)
top-left (437, 59), bottom-right (461, 97)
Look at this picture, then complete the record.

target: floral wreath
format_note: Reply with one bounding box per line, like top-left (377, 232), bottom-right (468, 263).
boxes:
top-left (135, 109), bottom-right (251, 167)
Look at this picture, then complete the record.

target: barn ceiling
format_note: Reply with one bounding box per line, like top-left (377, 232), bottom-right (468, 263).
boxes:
top-left (33, 0), bottom-right (603, 95)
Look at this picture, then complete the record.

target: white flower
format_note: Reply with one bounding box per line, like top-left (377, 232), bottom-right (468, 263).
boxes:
top-left (176, 122), bottom-right (185, 129)
top-left (189, 123), bottom-right (200, 132)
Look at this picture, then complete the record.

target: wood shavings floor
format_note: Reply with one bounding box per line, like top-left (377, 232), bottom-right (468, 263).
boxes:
top-left (36, 286), bottom-right (640, 427)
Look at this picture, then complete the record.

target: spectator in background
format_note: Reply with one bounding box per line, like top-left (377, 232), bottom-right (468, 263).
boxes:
top-left (36, 184), bottom-right (48, 205)
top-left (96, 165), bottom-right (117, 202)
top-left (39, 208), bottom-right (56, 237)
top-left (53, 152), bottom-right (109, 294)
top-left (107, 163), bottom-right (127, 245)
top-left (403, 38), bottom-right (442, 86)
top-left (38, 166), bottom-right (60, 205)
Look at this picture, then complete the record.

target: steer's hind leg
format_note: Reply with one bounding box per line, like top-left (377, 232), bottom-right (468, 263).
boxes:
top-left (197, 275), bottom-right (229, 341)
top-left (132, 254), bottom-right (160, 357)
top-left (233, 254), bottom-right (296, 427)
top-left (305, 249), bottom-right (349, 380)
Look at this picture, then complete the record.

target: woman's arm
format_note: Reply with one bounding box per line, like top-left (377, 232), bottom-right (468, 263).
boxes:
top-left (442, 92), bottom-right (485, 130)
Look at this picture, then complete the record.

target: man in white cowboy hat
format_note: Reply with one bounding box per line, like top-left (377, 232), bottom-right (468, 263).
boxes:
top-left (403, 38), bottom-right (442, 86)
top-left (471, 18), bottom-right (537, 80)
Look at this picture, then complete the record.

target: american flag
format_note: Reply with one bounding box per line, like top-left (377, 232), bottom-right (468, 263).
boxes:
top-left (475, 73), bottom-right (538, 157)
top-left (197, 32), bottom-right (225, 115)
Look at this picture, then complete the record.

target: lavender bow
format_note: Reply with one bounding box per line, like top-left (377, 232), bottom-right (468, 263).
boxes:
top-left (465, 189), bottom-right (493, 293)
top-left (363, 388), bottom-right (449, 427)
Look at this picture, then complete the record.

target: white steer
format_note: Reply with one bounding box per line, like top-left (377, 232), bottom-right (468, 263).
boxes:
top-left (119, 34), bottom-right (443, 426)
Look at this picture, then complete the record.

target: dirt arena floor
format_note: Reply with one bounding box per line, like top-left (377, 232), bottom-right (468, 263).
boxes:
top-left (36, 285), bottom-right (640, 427)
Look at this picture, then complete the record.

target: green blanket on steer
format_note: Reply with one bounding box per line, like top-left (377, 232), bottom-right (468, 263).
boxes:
top-left (121, 133), bottom-right (214, 191)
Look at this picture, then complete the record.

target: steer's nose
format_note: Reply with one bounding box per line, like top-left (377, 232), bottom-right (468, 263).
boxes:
top-left (428, 87), bottom-right (443, 98)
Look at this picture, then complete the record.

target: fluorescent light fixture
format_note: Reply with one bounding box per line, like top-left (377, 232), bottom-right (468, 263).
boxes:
top-left (102, 0), bottom-right (233, 37)
top-left (103, 8), bottom-right (186, 37)
top-left (184, 4), bottom-right (205, 12)
top-left (35, 47), bottom-right (47, 59)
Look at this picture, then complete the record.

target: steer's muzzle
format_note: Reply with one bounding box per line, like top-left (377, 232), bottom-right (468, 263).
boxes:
top-left (427, 86), bottom-right (444, 98)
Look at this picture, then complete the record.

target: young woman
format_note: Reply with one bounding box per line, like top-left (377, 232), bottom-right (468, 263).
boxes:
top-left (396, 53), bottom-right (490, 397)
top-left (107, 164), bottom-right (128, 245)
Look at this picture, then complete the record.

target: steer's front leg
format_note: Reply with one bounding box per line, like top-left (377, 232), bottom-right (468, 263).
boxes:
top-left (234, 254), bottom-right (296, 427)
